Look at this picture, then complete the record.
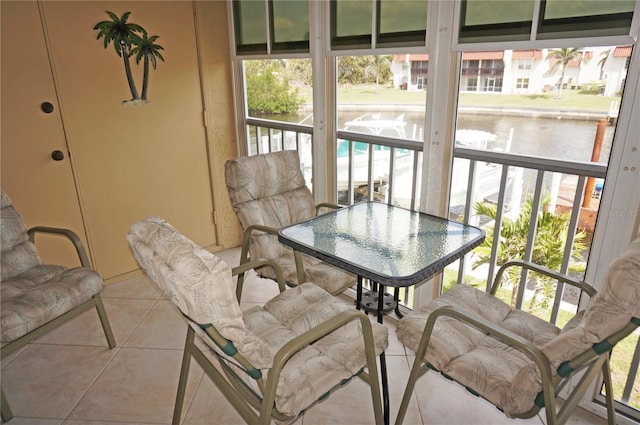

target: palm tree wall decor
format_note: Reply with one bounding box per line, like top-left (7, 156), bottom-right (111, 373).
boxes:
top-left (94, 11), bottom-right (165, 104)
top-left (130, 33), bottom-right (165, 101)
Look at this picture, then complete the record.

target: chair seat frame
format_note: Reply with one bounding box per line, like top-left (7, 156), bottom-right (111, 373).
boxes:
top-left (395, 260), bottom-right (638, 425)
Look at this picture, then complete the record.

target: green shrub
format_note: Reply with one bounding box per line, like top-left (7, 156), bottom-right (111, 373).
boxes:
top-left (246, 61), bottom-right (303, 114)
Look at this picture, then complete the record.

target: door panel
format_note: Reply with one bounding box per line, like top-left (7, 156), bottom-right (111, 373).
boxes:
top-left (1, 1), bottom-right (88, 267)
top-left (40, 2), bottom-right (216, 279)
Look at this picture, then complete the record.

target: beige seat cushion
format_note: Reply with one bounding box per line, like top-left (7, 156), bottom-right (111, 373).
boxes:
top-left (396, 284), bottom-right (561, 417)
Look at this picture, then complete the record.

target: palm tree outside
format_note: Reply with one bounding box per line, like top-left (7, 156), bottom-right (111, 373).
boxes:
top-left (131, 33), bottom-right (165, 101)
top-left (546, 47), bottom-right (582, 99)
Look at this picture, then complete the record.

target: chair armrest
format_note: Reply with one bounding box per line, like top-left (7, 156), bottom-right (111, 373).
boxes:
top-left (421, 305), bottom-right (555, 386)
top-left (315, 202), bottom-right (342, 216)
top-left (239, 224), bottom-right (279, 265)
top-left (261, 310), bottom-right (380, 413)
top-left (491, 260), bottom-right (597, 297)
top-left (28, 226), bottom-right (91, 268)
top-left (232, 258), bottom-right (286, 294)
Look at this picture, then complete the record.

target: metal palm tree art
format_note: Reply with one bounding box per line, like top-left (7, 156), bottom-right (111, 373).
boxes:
top-left (94, 11), bottom-right (164, 104)
top-left (131, 33), bottom-right (165, 101)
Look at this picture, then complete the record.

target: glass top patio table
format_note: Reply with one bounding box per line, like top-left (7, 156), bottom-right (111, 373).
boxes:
top-left (278, 201), bottom-right (485, 288)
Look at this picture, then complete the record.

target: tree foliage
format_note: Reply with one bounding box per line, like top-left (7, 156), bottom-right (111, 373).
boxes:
top-left (337, 55), bottom-right (393, 86)
top-left (245, 60), bottom-right (303, 114)
top-left (473, 194), bottom-right (586, 312)
top-left (547, 47), bottom-right (582, 98)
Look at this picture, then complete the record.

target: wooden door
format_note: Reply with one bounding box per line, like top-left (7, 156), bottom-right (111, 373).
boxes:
top-left (40, 2), bottom-right (217, 280)
top-left (1, 1), bottom-right (89, 267)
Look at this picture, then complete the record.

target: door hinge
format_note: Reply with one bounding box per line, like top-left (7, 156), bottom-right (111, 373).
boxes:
top-left (212, 210), bottom-right (217, 224)
top-left (203, 110), bottom-right (208, 128)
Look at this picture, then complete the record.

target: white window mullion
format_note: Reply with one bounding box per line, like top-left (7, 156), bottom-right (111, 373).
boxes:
top-left (587, 43), bottom-right (640, 291)
top-left (310, 0), bottom-right (331, 203)
top-left (421, 0), bottom-right (457, 217)
top-left (414, 0), bottom-right (458, 309)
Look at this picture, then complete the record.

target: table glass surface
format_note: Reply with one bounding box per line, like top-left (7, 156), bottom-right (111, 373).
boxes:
top-left (278, 202), bottom-right (485, 287)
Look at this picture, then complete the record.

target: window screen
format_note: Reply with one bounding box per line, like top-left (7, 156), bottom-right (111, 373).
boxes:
top-left (377, 0), bottom-right (427, 47)
top-left (459, 0), bottom-right (534, 43)
top-left (459, 0), bottom-right (636, 44)
top-left (331, 0), bottom-right (374, 49)
top-left (233, 0), bottom-right (268, 54)
top-left (537, 0), bottom-right (635, 39)
top-left (331, 0), bottom-right (427, 50)
top-left (270, 0), bottom-right (310, 53)
top-left (233, 0), bottom-right (309, 55)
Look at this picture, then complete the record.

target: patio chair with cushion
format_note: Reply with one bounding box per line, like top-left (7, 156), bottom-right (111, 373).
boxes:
top-left (224, 150), bottom-right (356, 295)
top-left (127, 216), bottom-right (388, 425)
top-left (0, 189), bottom-right (116, 422)
top-left (395, 236), bottom-right (640, 425)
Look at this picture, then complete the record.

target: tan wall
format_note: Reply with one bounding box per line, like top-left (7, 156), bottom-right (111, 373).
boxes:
top-left (1, 1), bottom-right (242, 282)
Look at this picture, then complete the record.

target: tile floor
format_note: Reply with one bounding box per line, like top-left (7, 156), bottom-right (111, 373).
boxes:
top-left (1, 248), bottom-right (608, 425)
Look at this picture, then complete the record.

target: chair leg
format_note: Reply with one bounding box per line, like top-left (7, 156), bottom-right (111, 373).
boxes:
top-left (395, 355), bottom-right (424, 425)
top-left (602, 355), bottom-right (616, 425)
top-left (172, 326), bottom-right (195, 425)
top-left (94, 294), bottom-right (116, 349)
top-left (1, 387), bottom-right (13, 423)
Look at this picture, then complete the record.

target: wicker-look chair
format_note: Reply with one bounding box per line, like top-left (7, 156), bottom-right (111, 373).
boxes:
top-left (225, 150), bottom-right (356, 296)
top-left (127, 216), bottom-right (388, 425)
top-left (395, 237), bottom-right (640, 425)
top-left (1, 189), bottom-right (116, 422)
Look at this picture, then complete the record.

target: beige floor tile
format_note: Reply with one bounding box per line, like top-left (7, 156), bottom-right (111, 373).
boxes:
top-left (301, 376), bottom-right (380, 425)
top-left (67, 347), bottom-right (202, 424)
top-left (4, 419), bottom-right (63, 425)
top-left (214, 247), bottom-right (242, 267)
top-left (181, 368), bottom-right (248, 425)
top-left (123, 299), bottom-right (189, 349)
top-left (1, 344), bottom-right (117, 419)
top-left (62, 421), bottom-right (148, 425)
top-left (384, 355), bottom-right (423, 425)
top-left (413, 371), bottom-right (543, 425)
top-left (102, 274), bottom-right (163, 300)
top-left (35, 298), bottom-right (155, 347)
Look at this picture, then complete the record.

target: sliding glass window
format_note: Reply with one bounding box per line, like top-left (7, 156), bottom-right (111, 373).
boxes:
top-left (537, 0), bottom-right (635, 39)
top-left (233, 0), bottom-right (309, 54)
top-left (331, 0), bottom-right (427, 50)
top-left (458, 0), bottom-right (636, 44)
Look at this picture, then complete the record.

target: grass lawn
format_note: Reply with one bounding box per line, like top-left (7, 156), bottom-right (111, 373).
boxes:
top-left (298, 84), bottom-right (621, 110)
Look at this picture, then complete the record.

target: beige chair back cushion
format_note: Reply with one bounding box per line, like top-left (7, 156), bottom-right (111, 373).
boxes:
top-left (225, 150), bottom-right (315, 261)
top-left (1, 190), bottom-right (41, 281)
top-left (127, 216), bottom-right (273, 368)
top-left (127, 216), bottom-right (245, 341)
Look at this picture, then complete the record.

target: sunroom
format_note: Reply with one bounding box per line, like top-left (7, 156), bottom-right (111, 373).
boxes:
top-left (1, 0), bottom-right (640, 424)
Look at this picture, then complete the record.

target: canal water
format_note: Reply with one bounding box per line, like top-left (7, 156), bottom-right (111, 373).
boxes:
top-left (269, 110), bottom-right (617, 164)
